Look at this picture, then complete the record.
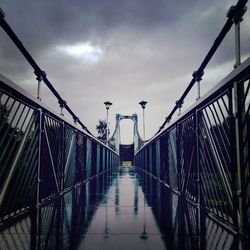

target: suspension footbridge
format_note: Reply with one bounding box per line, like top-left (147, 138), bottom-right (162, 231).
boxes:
top-left (0, 1), bottom-right (249, 249)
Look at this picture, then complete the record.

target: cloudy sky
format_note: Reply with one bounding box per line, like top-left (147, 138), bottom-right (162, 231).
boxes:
top-left (0, 0), bottom-right (249, 144)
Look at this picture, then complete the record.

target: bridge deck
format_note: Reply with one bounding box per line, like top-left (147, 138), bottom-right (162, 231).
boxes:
top-left (0, 166), bottom-right (243, 250)
top-left (78, 167), bottom-right (165, 250)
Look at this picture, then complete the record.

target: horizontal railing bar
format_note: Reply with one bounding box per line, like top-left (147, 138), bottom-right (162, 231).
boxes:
top-left (0, 75), bottom-right (118, 154)
top-left (137, 57), bottom-right (250, 153)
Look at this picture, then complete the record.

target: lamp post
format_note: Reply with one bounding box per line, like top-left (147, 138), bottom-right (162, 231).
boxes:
top-left (139, 100), bottom-right (148, 239)
top-left (104, 101), bottom-right (112, 145)
top-left (139, 100), bottom-right (147, 143)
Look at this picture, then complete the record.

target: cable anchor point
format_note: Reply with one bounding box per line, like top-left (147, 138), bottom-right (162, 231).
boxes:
top-left (59, 99), bottom-right (67, 116)
top-left (193, 70), bottom-right (204, 100)
top-left (176, 100), bottom-right (184, 116)
top-left (73, 116), bottom-right (79, 125)
top-left (34, 70), bottom-right (46, 100)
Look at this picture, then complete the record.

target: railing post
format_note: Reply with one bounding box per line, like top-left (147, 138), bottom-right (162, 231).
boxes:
top-left (176, 123), bottom-right (181, 191)
top-left (35, 108), bottom-right (43, 250)
top-left (229, 87), bottom-right (239, 230)
top-left (195, 110), bottom-right (200, 231)
top-left (61, 122), bottom-right (65, 194)
top-left (195, 109), bottom-right (206, 249)
top-left (55, 121), bottom-right (65, 250)
top-left (75, 132), bottom-right (79, 183)
top-left (234, 80), bottom-right (247, 235)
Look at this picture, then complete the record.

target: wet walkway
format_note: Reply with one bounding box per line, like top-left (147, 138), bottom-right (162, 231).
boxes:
top-left (0, 166), bottom-right (244, 249)
top-left (78, 167), bottom-right (166, 250)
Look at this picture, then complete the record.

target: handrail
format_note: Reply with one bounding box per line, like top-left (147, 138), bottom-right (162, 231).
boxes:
top-left (156, 0), bottom-right (248, 135)
top-left (0, 9), bottom-right (92, 135)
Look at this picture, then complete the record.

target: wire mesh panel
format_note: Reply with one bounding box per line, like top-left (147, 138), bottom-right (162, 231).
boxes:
top-left (102, 147), bottom-right (106, 171)
top-left (243, 79), bottom-right (250, 236)
top-left (179, 114), bottom-right (197, 202)
top-left (0, 216), bottom-right (31, 249)
top-left (39, 202), bottom-right (59, 250)
top-left (168, 126), bottom-right (178, 189)
top-left (235, 76), bottom-right (250, 235)
top-left (204, 216), bottom-right (240, 250)
top-left (99, 146), bottom-right (103, 172)
top-left (198, 91), bottom-right (234, 224)
top-left (75, 133), bottom-right (86, 183)
top-left (149, 144), bottom-right (153, 174)
top-left (64, 126), bottom-right (76, 189)
top-left (96, 144), bottom-right (100, 174)
top-left (62, 191), bottom-right (73, 247)
top-left (152, 142), bottom-right (157, 176)
top-left (0, 89), bottom-right (39, 221)
top-left (144, 147), bottom-right (148, 172)
top-left (156, 139), bottom-right (161, 179)
top-left (160, 133), bottom-right (169, 184)
top-left (105, 149), bottom-right (109, 171)
top-left (0, 75), bottom-right (119, 230)
top-left (86, 138), bottom-right (92, 179)
top-left (91, 142), bottom-right (97, 176)
top-left (40, 115), bottom-right (63, 199)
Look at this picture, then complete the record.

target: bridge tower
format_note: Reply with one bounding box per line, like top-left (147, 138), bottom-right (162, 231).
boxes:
top-left (109, 113), bottom-right (144, 154)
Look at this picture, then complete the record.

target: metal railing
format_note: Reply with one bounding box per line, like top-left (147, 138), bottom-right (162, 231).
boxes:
top-left (135, 54), bottom-right (250, 238)
top-left (0, 5), bottom-right (119, 226)
top-left (0, 73), bottom-right (119, 224)
top-left (135, 0), bottom-right (249, 239)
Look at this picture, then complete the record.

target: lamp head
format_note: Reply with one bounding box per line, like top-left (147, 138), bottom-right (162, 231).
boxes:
top-left (104, 101), bottom-right (112, 110)
top-left (139, 100), bottom-right (147, 109)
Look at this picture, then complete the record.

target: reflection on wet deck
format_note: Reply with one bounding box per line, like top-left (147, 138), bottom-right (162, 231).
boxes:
top-left (0, 166), bottom-right (245, 249)
top-left (79, 167), bottom-right (165, 250)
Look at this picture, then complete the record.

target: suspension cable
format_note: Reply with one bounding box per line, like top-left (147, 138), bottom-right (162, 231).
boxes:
top-left (156, 0), bottom-right (248, 135)
top-left (0, 10), bottom-right (92, 135)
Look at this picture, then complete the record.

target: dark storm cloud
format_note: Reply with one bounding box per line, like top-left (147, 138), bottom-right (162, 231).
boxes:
top-left (1, 0), bottom-right (199, 76)
top-left (1, 0), bottom-right (208, 52)
top-left (0, 0), bottom-right (249, 140)
top-left (0, 0), bottom-right (239, 67)
top-left (1, 0), bottom-right (243, 72)
top-left (1, 0), bottom-right (208, 82)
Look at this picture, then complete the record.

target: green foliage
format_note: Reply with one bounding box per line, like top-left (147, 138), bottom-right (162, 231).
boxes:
top-left (96, 119), bottom-right (108, 141)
